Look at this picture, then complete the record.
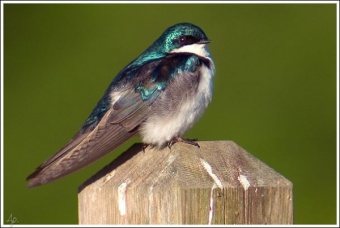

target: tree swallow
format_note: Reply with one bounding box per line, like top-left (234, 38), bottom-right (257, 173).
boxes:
top-left (27, 22), bottom-right (215, 187)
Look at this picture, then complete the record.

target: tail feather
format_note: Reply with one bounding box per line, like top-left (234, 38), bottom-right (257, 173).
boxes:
top-left (27, 122), bottom-right (136, 188)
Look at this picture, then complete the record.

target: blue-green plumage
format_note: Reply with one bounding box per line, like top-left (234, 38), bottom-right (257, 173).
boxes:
top-left (27, 22), bottom-right (215, 187)
top-left (82, 23), bottom-right (210, 131)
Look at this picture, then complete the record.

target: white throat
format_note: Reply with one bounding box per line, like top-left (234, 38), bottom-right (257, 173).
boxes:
top-left (170, 43), bottom-right (210, 58)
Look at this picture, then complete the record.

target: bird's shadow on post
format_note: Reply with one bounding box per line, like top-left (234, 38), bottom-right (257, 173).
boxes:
top-left (78, 143), bottom-right (144, 193)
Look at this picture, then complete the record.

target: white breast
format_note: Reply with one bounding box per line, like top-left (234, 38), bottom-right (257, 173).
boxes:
top-left (139, 59), bottom-right (215, 147)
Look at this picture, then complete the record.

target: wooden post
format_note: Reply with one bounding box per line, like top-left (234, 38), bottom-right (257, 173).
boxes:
top-left (78, 141), bottom-right (293, 224)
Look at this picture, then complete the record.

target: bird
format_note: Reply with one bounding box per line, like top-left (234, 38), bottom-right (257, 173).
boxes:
top-left (26, 22), bottom-right (215, 188)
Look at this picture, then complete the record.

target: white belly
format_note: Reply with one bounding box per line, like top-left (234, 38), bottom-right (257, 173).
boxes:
top-left (139, 63), bottom-right (214, 147)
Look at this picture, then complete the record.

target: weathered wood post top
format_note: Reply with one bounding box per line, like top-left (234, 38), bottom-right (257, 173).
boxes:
top-left (78, 140), bottom-right (293, 224)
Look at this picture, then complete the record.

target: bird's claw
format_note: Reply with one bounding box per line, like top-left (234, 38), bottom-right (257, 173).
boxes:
top-left (142, 143), bottom-right (149, 153)
top-left (167, 137), bottom-right (200, 149)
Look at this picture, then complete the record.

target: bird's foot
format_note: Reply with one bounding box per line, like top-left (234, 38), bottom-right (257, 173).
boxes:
top-left (142, 143), bottom-right (150, 152)
top-left (167, 137), bottom-right (200, 149)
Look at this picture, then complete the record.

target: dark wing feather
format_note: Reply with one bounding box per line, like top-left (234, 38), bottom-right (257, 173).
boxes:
top-left (27, 53), bottom-right (194, 187)
top-left (26, 109), bottom-right (136, 187)
top-left (109, 88), bottom-right (160, 131)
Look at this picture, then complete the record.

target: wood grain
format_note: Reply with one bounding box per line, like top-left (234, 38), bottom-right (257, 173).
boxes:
top-left (78, 141), bottom-right (293, 224)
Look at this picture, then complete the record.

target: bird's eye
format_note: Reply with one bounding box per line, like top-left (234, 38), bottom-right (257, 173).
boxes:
top-left (179, 36), bottom-right (187, 45)
top-left (178, 35), bottom-right (198, 46)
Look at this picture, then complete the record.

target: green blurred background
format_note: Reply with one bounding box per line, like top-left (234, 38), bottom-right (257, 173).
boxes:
top-left (3, 3), bottom-right (337, 225)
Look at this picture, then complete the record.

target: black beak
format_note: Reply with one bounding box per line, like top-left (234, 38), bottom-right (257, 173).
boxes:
top-left (198, 39), bottom-right (211, 44)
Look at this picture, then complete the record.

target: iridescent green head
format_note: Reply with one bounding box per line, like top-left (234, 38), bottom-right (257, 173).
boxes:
top-left (159, 22), bottom-right (210, 53)
top-left (133, 23), bottom-right (211, 66)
